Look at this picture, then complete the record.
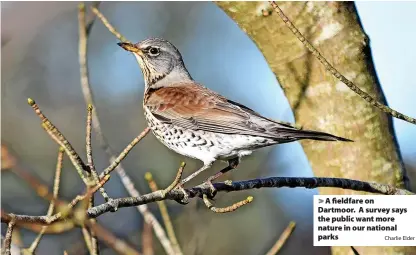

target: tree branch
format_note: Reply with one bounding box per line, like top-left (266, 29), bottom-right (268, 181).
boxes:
top-left (24, 148), bottom-right (65, 254)
top-left (28, 98), bottom-right (91, 184)
top-left (145, 172), bottom-right (183, 255)
top-left (87, 176), bottom-right (413, 218)
top-left (265, 221), bottom-right (296, 255)
top-left (2, 215), bottom-right (16, 255)
top-left (269, 1), bottom-right (416, 125)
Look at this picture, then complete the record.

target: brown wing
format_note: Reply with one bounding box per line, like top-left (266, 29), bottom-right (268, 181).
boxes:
top-left (144, 83), bottom-right (293, 138)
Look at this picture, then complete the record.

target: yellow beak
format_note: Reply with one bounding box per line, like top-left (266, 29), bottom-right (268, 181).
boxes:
top-left (117, 42), bottom-right (142, 55)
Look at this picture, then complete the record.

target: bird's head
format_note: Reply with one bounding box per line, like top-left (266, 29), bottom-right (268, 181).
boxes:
top-left (118, 38), bottom-right (191, 87)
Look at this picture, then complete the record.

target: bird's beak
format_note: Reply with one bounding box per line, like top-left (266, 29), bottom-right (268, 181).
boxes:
top-left (117, 42), bottom-right (142, 55)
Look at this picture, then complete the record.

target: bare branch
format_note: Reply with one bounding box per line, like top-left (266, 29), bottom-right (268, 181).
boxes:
top-left (86, 105), bottom-right (96, 173)
top-left (25, 148), bottom-right (65, 254)
top-left (28, 98), bottom-right (90, 184)
top-left (85, 2), bottom-right (101, 34)
top-left (111, 158), bottom-right (175, 255)
top-left (79, 3), bottom-right (110, 204)
top-left (145, 171), bottom-right (183, 255)
top-left (87, 176), bottom-right (413, 218)
top-left (88, 196), bottom-right (99, 255)
top-left (82, 226), bottom-right (94, 254)
top-left (2, 175), bottom-right (110, 226)
top-left (100, 128), bottom-right (150, 178)
top-left (269, 1), bottom-right (416, 125)
top-left (161, 162), bottom-right (185, 197)
top-left (202, 194), bottom-right (253, 213)
top-left (89, 223), bottom-right (141, 255)
top-left (265, 221), bottom-right (296, 255)
top-left (2, 215), bottom-right (16, 255)
top-left (142, 222), bottom-right (154, 255)
top-left (91, 7), bottom-right (130, 42)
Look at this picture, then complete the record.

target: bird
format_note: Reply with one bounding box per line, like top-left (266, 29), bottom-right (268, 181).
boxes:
top-left (117, 38), bottom-right (351, 192)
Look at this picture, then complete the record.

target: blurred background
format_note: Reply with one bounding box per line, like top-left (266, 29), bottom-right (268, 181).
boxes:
top-left (1, 2), bottom-right (415, 254)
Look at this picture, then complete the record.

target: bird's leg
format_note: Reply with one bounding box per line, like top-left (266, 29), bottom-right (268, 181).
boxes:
top-left (180, 162), bottom-right (213, 185)
top-left (177, 162), bottom-right (213, 203)
top-left (206, 158), bottom-right (239, 182)
top-left (204, 158), bottom-right (240, 196)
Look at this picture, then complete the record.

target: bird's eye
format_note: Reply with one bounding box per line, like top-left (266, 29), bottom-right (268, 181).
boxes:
top-left (148, 47), bottom-right (160, 56)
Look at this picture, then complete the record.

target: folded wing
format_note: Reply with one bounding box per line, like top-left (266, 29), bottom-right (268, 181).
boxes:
top-left (144, 83), bottom-right (350, 142)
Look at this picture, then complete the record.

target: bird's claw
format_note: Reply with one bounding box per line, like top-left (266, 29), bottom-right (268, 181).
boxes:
top-left (173, 184), bottom-right (189, 205)
top-left (204, 180), bottom-right (217, 199)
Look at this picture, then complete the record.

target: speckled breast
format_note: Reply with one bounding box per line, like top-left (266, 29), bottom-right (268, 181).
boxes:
top-left (143, 106), bottom-right (218, 159)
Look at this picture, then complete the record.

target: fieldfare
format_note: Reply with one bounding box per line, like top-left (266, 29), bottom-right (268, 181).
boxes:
top-left (118, 38), bottom-right (351, 191)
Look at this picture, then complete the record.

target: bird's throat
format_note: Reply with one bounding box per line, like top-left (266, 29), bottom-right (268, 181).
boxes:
top-left (145, 66), bottom-right (193, 90)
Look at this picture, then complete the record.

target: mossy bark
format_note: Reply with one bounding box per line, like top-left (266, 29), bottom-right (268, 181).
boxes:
top-left (216, 2), bottom-right (413, 255)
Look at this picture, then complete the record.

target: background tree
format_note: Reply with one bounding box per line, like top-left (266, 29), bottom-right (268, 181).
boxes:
top-left (217, 1), bottom-right (415, 254)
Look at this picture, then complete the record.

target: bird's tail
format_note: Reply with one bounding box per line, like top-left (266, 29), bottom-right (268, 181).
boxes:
top-left (271, 127), bottom-right (353, 142)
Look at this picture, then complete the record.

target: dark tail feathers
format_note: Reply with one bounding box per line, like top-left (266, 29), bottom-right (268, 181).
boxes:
top-left (273, 128), bottom-right (353, 142)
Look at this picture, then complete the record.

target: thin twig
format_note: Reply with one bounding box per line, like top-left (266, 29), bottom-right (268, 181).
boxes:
top-left (25, 148), bottom-right (65, 254)
top-left (82, 226), bottom-right (94, 254)
top-left (2, 175), bottom-right (110, 226)
top-left (1, 235), bottom-right (21, 255)
top-left (87, 176), bottom-right (413, 218)
top-left (142, 222), bottom-right (154, 255)
top-left (202, 194), bottom-right (253, 213)
top-left (2, 215), bottom-right (16, 255)
top-left (3, 213), bottom-right (138, 255)
top-left (100, 128), bottom-right (150, 178)
top-left (28, 98), bottom-right (90, 184)
top-left (89, 196), bottom-right (99, 255)
top-left (78, 185), bottom-right (97, 255)
top-left (269, 2), bottom-right (416, 125)
top-left (79, 4), bottom-right (110, 203)
top-left (5, 166), bottom-right (136, 255)
top-left (111, 158), bottom-right (175, 255)
top-left (78, 10), bottom-right (110, 254)
top-left (265, 221), bottom-right (296, 255)
top-left (145, 172), bottom-right (183, 255)
top-left (88, 222), bottom-right (141, 255)
top-left (91, 7), bottom-right (130, 42)
top-left (87, 105), bottom-right (110, 200)
top-left (1, 209), bottom-right (75, 234)
top-left (79, 5), bottom-right (175, 255)
top-left (86, 2), bottom-right (101, 34)
top-left (162, 163), bottom-right (185, 195)
top-left (86, 104), bottom-right (96, 174)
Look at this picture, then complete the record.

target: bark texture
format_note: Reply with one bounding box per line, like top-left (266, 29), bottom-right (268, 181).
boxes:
top-left (216, 2), bottom-right (413, 255)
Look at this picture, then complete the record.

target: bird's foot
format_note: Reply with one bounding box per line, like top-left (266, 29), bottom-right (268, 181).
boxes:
top-left (200, 157), bottom-right (239, 198)
top-left (203, 179), bottom-right (217, 199)
top-left (172, 183), bottom-right (189, 205)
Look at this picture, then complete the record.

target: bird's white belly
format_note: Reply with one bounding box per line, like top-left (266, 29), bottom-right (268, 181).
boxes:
top-left (157, 127), bottom-right (257, 162)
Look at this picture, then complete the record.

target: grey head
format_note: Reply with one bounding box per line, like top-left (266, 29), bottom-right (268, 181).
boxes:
top-left (118, 38), bottom-right (192, 88)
